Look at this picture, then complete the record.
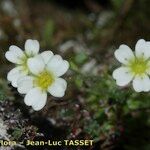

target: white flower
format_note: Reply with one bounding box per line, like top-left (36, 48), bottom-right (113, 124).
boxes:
top-left (113, 39), bottom-right (150, 92)
top-left (5, 39), bottom-right (40, 87)
top-left (17, 51), bottom-right (69, 111)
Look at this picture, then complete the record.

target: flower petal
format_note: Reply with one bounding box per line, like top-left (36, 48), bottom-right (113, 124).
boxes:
top-left (48, 78), bottom-right (67, 97)
top-left (24, 87), bottom-right (47, 111)
top-left (7, 66), bottom-right (28, 87)
top-left (27, 55), bottom-right (45, 75)
top-left (135, 39), bottom-right (150, 59)
top-left (133, 74), bottom-right (150, 92)
top-left (113, 67), bottom-right (134, 86)
top-left (17, 76), bottom-right (34, 94)
top-left (47, 55), bottom-right (69, 77)
top-left (146, 61), bottom-right (150, 75)
top-left (25, 39), bottom-right (40, 56)
top-left (5, 45), bottom-right (25, 64)
top-left (114, 44), bottom-right (135, 65)
top-left (40, 51), bottom-right (54, 64)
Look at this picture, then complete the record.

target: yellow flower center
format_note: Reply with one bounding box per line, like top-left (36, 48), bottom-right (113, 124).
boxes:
top-left (35, 71), bottom-right (54, 90)
top-left (129, 57), bottom-right (149, 75)
top-left (21, 56), bottom-right (28, 72)
top-left (17, 55), bottom-right (29, 73)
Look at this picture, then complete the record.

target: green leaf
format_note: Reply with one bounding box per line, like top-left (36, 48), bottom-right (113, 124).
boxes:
top-left (75, 75), bottom-right (83, 88)
top-left (70, 61), bottom-right (79, 72)
top-left (111, 0), bottom-right (124, 10)
top-left (43, 19), bottom-right (55, 46)
top-left (75, 52), bottom-right (88, 64)
top-left (127, 99), bottom-right (141, 110)
top-left (12, 128), bottom-right (23, 140)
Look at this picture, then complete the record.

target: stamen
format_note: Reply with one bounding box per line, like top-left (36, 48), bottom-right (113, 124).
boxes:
top-left (129, 57), bottom-right (148, 75)
top-left (21, 56), bottom-right (28, 72)
top-left (35, 71), bottom-right (54, 90)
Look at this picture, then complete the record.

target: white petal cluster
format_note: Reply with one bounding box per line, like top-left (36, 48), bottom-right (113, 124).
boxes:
top-left (5, 39), bottom-right (39, 87)
top-left (5, 39), bottom-right (69, 111)
top-left (113, 39), bottom-right (150, 92)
